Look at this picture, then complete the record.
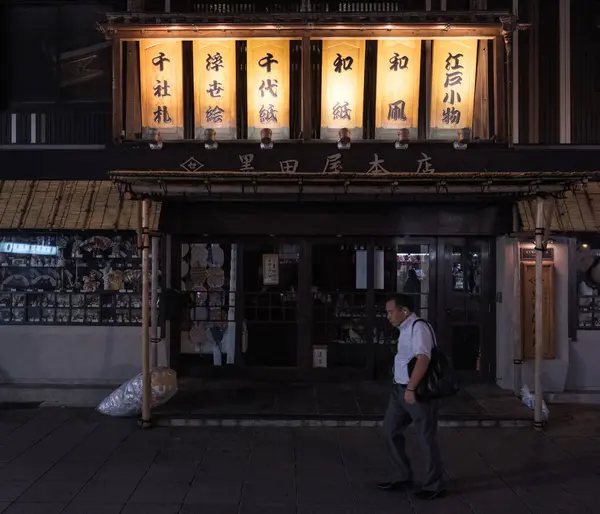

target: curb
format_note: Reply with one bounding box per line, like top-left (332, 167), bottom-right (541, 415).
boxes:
top-left (156, 417), bottom-right (532, 428)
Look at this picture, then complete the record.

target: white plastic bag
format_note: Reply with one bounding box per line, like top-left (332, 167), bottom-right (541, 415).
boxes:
top-left (520, 384), bottom-right (549, 420)
top-left (97, 367), bottom-right (178, 417)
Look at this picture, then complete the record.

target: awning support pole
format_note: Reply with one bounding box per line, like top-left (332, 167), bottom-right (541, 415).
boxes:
top-left (534, 195), bottom-right (546, 430)
top-left (150, 236), bottom-right (159, 368)
top-left (139, 198), bottom-right (152, 429)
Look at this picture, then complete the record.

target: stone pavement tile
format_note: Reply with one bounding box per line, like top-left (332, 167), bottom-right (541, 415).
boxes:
top-left (457, 480), bottom-right (531, 514)
top-left (128, 481), bottom-right (190, 504)
top-left (62, 503), bottom-right (124, 514)
top-left (41, 461), bottom-right (104, 483)
top-left (0, 462), bottom-right (52, 482)
top-left (181, 505), bottom-right (239, 514)
top-left (409, 491), bottom-right (475, 514)
top-left (142, 461), bottom-right (198, 483)
top-left (17, 480), bottom-right (83, 503)
top-left (511, 483), bottom-right (584, 512)
top-left (239, 506), bottom-right (296, 514)
top-left (0, 504), bottom-right (8, 513)
top-left (0, 482), bottom-right (32, 502)
top-left (299, 504), bottom-right (413, 514)
top-left (275, 385), bottom-right (319, 415)
top-left (73, 480), bottom-right (139, 503)
top-left (547, 436), bottom-right (600, 468)
top-left (185, 481), bottom-right (244, 505)
top-left (93, 461), bottom-right (151, 482)
top-left (0, 410), bottom-right (72, 464)
top-left (242, 481), bottom-right (296, 506)
top-left (4, 503), bottom-right (67, 514)
top-left (155, 449), bottom-right (205, 465)
top-left (121, 503), bottom-right (182, 514)
top-left (560, 472), bottom-right (600, 502)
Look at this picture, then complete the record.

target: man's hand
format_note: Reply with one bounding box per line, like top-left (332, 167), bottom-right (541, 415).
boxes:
top-left (404, 388), bottom-right (417, 405)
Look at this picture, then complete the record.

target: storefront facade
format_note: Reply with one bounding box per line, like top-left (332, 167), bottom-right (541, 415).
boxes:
top-left (162, 200), bottom-right (508, 382)
top-left (2, 0), bottom-right (600, 403)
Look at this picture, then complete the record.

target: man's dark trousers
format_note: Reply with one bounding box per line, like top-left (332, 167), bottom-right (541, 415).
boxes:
top-left (382, 384), bottom-right (444, 492)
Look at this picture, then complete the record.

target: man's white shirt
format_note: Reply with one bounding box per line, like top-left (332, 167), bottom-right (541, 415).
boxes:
top-left (393, 313), bottom-right (435, 385)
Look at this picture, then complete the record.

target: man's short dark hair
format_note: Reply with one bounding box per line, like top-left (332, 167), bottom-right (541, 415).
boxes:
top-left (386, 293), bottom-right (415, 312)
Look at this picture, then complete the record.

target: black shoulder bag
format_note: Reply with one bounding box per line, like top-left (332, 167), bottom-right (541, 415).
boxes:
top-left (407, 319), bottom-right (460, 401)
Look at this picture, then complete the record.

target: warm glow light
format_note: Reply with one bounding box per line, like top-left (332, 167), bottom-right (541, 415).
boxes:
top-left (429, 38), bottom-right (478, 139)
top-left (375, 39), bottom-right (421, 139)
top-left (193, 40), bottom-right (236, 140)
top-left (140, 39), bottom-right (184, 140)
top-left (321, 39), bottom-right (366, 141)
top-left (247, 39), bottom-right (291, 140)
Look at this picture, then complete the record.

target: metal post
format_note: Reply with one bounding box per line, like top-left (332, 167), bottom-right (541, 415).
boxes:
top-left (534, 196), bottom-right (545, 430)
top-left (150, 236), bottom-right (159, 368)
top-left (140, 199), bottom-right (152, 428)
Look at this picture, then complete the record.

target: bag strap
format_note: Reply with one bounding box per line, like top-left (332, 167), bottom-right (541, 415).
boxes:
top-left (411, 318), bottom-right (438, 348)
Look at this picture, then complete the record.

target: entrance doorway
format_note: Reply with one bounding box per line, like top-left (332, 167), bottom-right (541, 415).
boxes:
top-left (173, 236), bottom-right (495, 382)
top-left (310, 242), bottom-right (370, 371)
top-left (438, 239), bottom-right (494, 381)
top-left (242, 242), bottom-right (299, 367)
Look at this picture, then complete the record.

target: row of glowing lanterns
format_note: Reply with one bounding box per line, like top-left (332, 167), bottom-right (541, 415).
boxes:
top-left (148, 127), bottom-right (474, 151)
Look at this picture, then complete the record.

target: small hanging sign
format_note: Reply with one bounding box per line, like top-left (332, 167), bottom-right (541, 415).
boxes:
top-left (262, 253), bottom-right (279, 286)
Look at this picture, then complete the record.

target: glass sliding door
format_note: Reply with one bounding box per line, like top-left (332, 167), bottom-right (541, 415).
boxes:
top-left (242, 241), bottom-right (299, 367)
top-left (310, 242), bottom-right (370, 371)
top-left (179, 242), bottom-right (237, 367)
top-left (439, 238), bottom-right (493, 381)
top-left (373, 239), bottom-right (436, 378)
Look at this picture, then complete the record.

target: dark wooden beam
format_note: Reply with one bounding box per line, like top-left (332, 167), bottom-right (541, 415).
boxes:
top-left (106, 27), bottom-right (501, 40)
top-left (125, 42), bottom-right (141, 140)
top-left (301, 36), bottom-right (312, 141)
top-left (493, 35), bottom-right (507, 141)
top-left (112, 39), bottom-right (124, 143)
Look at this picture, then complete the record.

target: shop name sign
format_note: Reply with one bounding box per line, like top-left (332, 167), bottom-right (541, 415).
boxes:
top-left (0, 243), bottom-right (58, 256)
top-left (180, 151), bottom-right (436, 174)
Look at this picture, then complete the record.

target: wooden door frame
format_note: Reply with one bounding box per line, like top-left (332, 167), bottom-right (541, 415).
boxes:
top-left (436, 237), bottom-right (496, 382)
top-left (371, 236), bottom-right (439, 380)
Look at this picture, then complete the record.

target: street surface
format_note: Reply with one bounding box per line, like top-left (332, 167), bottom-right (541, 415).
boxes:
top-left (0, 408), bottom-right (599, 513)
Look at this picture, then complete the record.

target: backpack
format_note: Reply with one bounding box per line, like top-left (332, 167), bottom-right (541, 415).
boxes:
top-left (407, 319), bottom-right (460, 401)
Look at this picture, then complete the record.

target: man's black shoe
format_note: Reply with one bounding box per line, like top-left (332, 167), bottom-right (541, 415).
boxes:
top-left (414, 489), bottom-right (446, 500)
top-left (376, 480), bottom-right (412, 491)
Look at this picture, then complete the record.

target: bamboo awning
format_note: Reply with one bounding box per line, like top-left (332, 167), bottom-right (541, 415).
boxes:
top-left (518, 181), bottom-right (600, 233)
top-left (0, 180), bottom-right (161, 231)
top-left (108, 170), bottom-right (597, 199)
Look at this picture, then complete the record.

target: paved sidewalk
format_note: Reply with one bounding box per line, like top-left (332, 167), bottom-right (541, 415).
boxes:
top-left (0, 408), bottom-right (599, 513)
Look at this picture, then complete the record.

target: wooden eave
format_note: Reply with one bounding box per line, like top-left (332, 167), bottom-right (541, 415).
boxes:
top-left (100, 11), bottom-right (513, 40)
top-left (108, 170), bottom-right (597, 200)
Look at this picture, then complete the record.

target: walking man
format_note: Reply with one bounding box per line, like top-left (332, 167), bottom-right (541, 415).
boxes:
top-left (378, 293), bottom-right (445, 500)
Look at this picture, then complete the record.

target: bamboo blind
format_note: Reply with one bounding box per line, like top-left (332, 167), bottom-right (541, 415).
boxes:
top-left (518, 182), bottom-right (600, 232)
top-left (0, 181), bottom-right (161, 231)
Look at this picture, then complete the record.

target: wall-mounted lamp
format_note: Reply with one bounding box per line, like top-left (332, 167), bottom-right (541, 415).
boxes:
top-left (394, 128), bottom-right (410, 150)
top-left (337, 128), bottom-right (351, 150)
top-left (204, 128), bottom-right (218, 150)
top-left (148, 128), bottom-right (163, 150)
top-left (453, 127), bottom-right (471, 150)
top-left (260, 128), bottom-right (273, 150)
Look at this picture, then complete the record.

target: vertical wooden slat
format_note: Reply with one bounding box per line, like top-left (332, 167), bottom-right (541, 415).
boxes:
top-left (125, 41), bottom-right (142, 140)
top-left (493, 37), bottom-right (507, 141)
top-left (301, 36), bottom-right (312, 141)
top-left (311, 40), bottom-right (323, 139)
top-left (182, 41), bottom-right (194, 140)
top-left (538, 0), bottom-right (560, 144)
top-left (570, 0), bottom-right (600, 144)
top-left (363, 40), bottom-right (377, 140)
top-left (235, 40), bottom-right (248, 140)
top-left (472, 40), bottom-right (490, 139)
top-left (528, 0), bottom-right (540, 143)
top-left (112, 39), bottom-right (124, 142)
